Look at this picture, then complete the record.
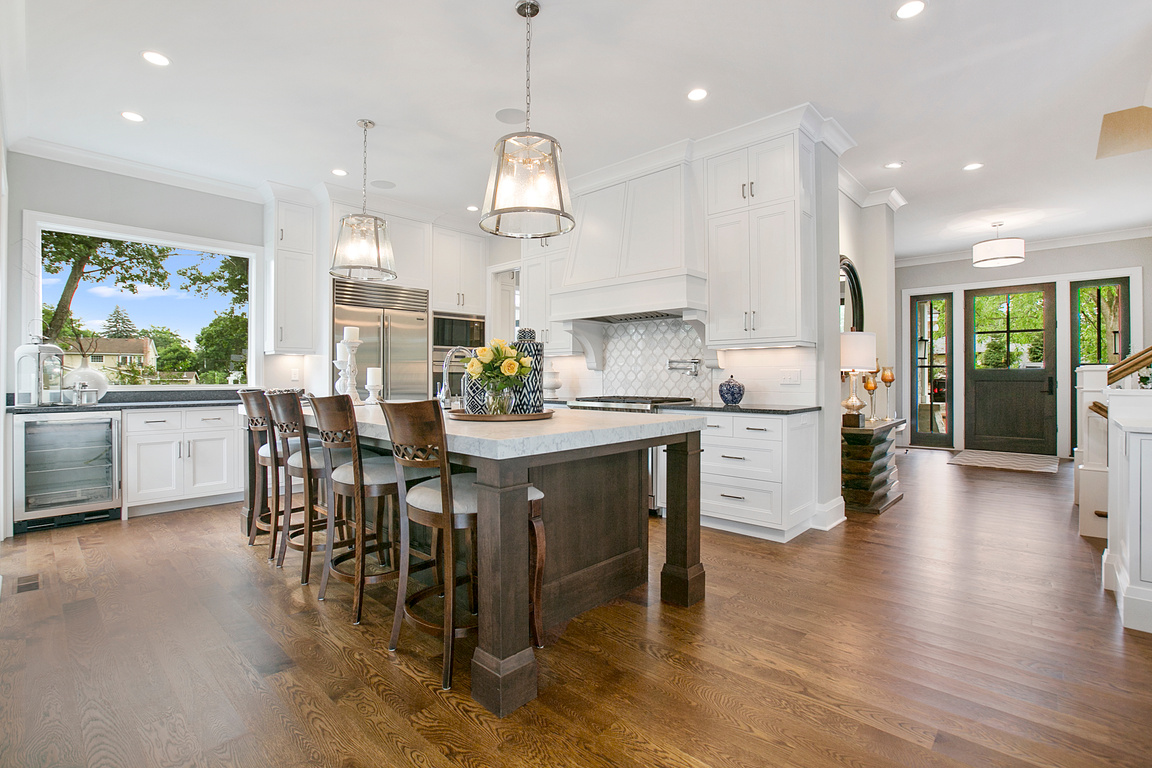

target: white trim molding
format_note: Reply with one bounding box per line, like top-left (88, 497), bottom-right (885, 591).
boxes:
top-left (896, 226), bottom-right (1152, 268)
top-left (838, 167), bottom-right (907, 212)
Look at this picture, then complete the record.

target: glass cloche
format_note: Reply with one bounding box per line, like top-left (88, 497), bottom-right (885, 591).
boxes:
top-left (14, 338), bottom-right (66, 406)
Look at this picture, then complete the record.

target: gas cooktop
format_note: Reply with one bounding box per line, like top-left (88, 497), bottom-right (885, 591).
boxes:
top-left (566, 396), bottom-right (695, 412)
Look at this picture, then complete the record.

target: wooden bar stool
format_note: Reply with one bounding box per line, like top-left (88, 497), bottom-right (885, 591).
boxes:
top-left (267, 392), bottom-right (382, 584)
top-left (238, 389), bottom-right (317, 559)
top-left (380, 399), bottom-right (547, 690)
top-left (308, 395), bottom-right (434, 624)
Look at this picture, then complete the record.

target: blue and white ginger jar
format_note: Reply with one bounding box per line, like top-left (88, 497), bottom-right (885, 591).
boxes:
top-left (718, 375), bottom-right (745, 406)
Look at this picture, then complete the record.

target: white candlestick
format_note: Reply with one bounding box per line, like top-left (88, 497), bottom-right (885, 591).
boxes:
top-left (343, 325), bottom-right (359, 342)
top-left (366, 367), bottom-right (382, 386)
top-left (336, 342), bottom-right (349, 361)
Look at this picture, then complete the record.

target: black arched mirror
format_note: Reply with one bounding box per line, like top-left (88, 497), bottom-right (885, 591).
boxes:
top-left (840, 256), bottom-right (864, 332)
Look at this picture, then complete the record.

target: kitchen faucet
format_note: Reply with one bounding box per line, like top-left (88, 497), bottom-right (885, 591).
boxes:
top-left (438, 345), bottom-right (474, 408)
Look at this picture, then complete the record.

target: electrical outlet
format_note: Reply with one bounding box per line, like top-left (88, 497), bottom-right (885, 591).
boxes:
top-left (290, 368), bottom-right (300, 381)
top-left (781, 369), bottom-right (801, 385)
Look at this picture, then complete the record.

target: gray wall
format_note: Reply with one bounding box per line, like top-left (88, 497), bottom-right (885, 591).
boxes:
top-left (4, 153), bottom-right (264, 387)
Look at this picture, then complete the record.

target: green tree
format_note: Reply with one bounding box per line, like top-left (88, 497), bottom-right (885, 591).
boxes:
top-left (178, 254), bottom-right (249, 309)
top-left (41, 231), bottom-right (172, 343)
top-left (157, 345), bottom-right (197, 372)
top-left (140, 325), bottom-right (187, 356)
top-left (103, 306), bottom-right (139, 338)
top-left (194, 311), bottom-right (248, 381)
top-left (108, 361), bottom-right (157, 386)
top-left (982, 335), bottom-right (1009, 368)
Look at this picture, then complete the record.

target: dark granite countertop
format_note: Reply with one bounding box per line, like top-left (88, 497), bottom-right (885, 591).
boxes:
top-left (657, 403), bottom-right (822, 415)
top-left (7, 399), bottom-right (241, 415)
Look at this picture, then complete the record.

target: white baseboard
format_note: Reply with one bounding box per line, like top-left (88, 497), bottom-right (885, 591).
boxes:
top-left (1103, 548), bottom-right (1119, 592)
top-left (810, 496), bottom-right (846, 531)
top-left (701, 514), bottom-right (812, 543)
top-left (1113, 561), bottom-right (1152, 634)
top-left (127, 491), bottom-right (243, 518)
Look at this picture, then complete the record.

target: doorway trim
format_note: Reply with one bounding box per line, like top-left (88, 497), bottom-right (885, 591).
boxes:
top-left (899, 265), bottom-right (1143, 456)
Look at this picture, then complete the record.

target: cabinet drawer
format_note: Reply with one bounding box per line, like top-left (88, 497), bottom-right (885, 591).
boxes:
top-left (185, 408), bottom-right (236, 430)
top-left (732, 416), bottom-right (783, 441)
top-left (124, 410), bottom-right (183, 433)
top-left (699, 413), bottom-right (733, 437)
top-left (701, 437), bottom-right (781, 482)
top-left (701, 476), bottom-right (782, 526)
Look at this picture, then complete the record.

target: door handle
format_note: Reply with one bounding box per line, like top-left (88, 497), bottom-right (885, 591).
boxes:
top-left (741, 182), bottom-right (747, 199)
top-left (1046, 377), bottom-right (1054, 395)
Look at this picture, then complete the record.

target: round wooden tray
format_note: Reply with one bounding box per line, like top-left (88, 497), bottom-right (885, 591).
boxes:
top-left (446, 409), bottom-right (554, 422)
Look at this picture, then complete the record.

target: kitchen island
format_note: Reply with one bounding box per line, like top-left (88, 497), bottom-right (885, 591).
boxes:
top-left (284, 405), bottom-right (708, 716)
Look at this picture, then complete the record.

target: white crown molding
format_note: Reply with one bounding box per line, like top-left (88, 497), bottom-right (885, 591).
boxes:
top-left (569, 139), bottom-right (693, 195)
top-left (8, 138), bottom-right (264, 203)
top-left (812, 116), bottom-right (857, 158)
top-left (863, 187), bottom-right (908, 212)
top-left (838, 167), bottom-right (869, 206)
top-left (895, 225), bottom-right (1152, 268)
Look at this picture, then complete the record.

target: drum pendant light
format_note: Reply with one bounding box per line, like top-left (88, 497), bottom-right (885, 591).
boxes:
top-left (971, 221), bottom-right (1025, 268)
top-left (330, 119), bottom-right (397, 281)
top-left (479, 0), bottom-right (575, 239)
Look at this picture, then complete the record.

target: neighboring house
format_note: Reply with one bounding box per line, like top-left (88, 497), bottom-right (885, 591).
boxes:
top-left (146, 371), bottom-right (199, 386)
top-left (62, 337), bottom-right (159, 376)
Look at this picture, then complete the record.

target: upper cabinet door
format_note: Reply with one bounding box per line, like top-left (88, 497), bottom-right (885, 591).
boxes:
top-left (705, 148), bottom-right (750, 216)
top-left (706, 212), bottom-right (751, 343)
top-left (431, 228), bottom-right (461, 313)
top-left (273, 249), bottom-right (315, 353)
top-left (565, 183), bottom-right (627, 285)
top-left (520, 255), bottom-right (547, 337)
top-left (386, 215), bottom-right (431, 290)
top-left (277, 201), bottom-right (314, 252)
top-left (620, 166), bottom-right (682, 278)
top-left (458, 235), bottom-right (487, 315)
top-left (747, 135), bottom-right (795, 208)
top-left (748, 201), bottom-right (798, 342)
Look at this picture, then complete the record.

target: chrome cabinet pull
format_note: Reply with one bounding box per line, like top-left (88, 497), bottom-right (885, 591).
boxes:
top-left (744, 312), bottom-right (749, 332)
top-left (720, 455), bottom-right (746, 460)
top-left (706, 424), bottom-right (722, 429)
top-left (279, 326), bottom-right (284, 342)
top-left (751, 310), bottom-right (756, 331)
top-left (144, 419), bottom-right (168, 424)
top-left (720, 493), bottom-right (745, 501)
top-left (741, 182), bottom-right (747, 199)
top-left (279, 228), bottom-right (284, 241)
top-left (187, 440), bottom-right (192, 457)
top-left (745, 427), bottom-right (768, 432)
top-left (750, 181), bottom-right (755, 197)
top-left (177, 442), bottom-right (181, 458)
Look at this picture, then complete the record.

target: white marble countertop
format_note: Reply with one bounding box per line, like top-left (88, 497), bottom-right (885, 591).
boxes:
top-left (300, 404), bottom-right (708, 461)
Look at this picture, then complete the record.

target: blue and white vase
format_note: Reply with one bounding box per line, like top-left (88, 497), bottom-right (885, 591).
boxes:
top-left (719, 375), bottom-right (745, 406)
top-left (516, 328), bottom-right (537, 342)
top-left (512, 340), bottom-right (544, 414)
top-left (463, 375), bottom-right (487, 414)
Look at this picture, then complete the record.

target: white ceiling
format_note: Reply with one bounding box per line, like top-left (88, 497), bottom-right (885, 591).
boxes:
top-left (2, 0), bottom-right (1151, 258)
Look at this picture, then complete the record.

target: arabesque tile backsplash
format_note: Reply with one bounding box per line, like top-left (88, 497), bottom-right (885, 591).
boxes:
top-left (543, 319), bottom-right (819, 407)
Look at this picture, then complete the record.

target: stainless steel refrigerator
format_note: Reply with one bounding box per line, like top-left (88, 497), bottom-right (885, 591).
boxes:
top-left (333, 280), bottom-right (429, 401)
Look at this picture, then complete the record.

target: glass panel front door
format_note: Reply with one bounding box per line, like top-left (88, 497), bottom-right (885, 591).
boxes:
top-left (911, 294), bottom-right (952, 447)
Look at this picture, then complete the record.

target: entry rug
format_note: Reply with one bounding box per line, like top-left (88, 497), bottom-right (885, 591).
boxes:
top-left (948, 450), bottom-right (1059, 474)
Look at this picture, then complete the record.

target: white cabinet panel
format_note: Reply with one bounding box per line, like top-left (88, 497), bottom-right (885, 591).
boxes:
top-left (432, 227), bottom-right (487, 314)
top-left (566, 183), bottom-right (627, 285)
top-left (124, 410), bottom-right (182, 433)
top-left (545, 251), bottom-right (579, 355)
top-left (124, 432), bottom-right (183, 503)
top-left (701, 477), bottom-right (783, 527)
top-left (706, 148), bottom-right (750, 216)
top-left (749, 202), bottom-right (798, 341)
top-left (620, 167), bottom-right (681, 278)
top-left (387, 215), bottom-right (431, 290)
top-left (748, 135), bottom-right (795, 207)
top-left (520, 255), bottom-right (547, 338)
top-left (277, 201), bottom-right (314, 252)
top-left (701, 436), bottom-right (781, 483)
top-left (272, 248), bottom-right (315, 353)
top-left (186, 430), bottom-right (235, 496)
top-left (459, 236), bottom-right (487, 315)
top-left (706, 213), bottom-right (751, 343)
top-left (185, 408), bottom-right (235, 430)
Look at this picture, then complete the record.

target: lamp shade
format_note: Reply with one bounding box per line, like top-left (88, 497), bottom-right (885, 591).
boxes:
top-left (840, 331), bottom-right (877, 372)
top-left (479, 131), bottom-right (574, 239)
top-left (972, 236), bottom-right (1025, 268)
top-left (330, 213), bottom-right (397, 281)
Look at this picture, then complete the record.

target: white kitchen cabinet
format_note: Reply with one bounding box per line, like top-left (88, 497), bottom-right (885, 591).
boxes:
top-left (1104, 392), bottom-right (1152, 633)
top-left (656, 409), bottom-right (818, 542)
top-left (519, 251), bottom-right (580, 356)
top-left (705, 135), bottom-right (795, 216)
top-left (432, 227), bottom-right (487, 315)
top-left (124, 408), bottom-right (239, 507)
top-left (707, 201), bottom-right (810, 346)
top-left (566, 183), bottom-right (627, 285)
top-left (267, 198), bottom-right (316, 354)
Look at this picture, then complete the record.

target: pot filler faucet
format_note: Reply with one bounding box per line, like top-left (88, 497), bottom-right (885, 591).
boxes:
top-left (438, 345), bottom-right (474, 407)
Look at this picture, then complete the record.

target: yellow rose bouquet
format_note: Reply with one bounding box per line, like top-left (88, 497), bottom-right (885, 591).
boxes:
top-left (465, 338), bottom-right (533, 393)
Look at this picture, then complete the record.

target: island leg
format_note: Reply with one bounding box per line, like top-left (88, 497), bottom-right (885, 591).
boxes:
top-left (661, 431), bottom-right (705, 606)
top-left (471, 458), bottom-right (538, 716)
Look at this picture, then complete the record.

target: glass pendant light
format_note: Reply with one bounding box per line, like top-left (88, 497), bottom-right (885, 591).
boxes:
top-left (479, 0), bottom-right (574, 239)
top-left (972, 221), bottom-right (1025, 268)
top-left (330, 119), bottom-right (397, 281)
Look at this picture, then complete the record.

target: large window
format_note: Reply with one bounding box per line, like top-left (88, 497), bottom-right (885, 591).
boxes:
top-left (910, 294), bottom-right (952, 447)
top-left (40, 230), bottom-right (250, 387)
top-left (972, 291), bottom-right (1045, 370)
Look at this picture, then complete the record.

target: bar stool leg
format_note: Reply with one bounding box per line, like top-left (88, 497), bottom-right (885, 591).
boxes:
top-left (441, 518), bottom-right (457, 690)
top-left (318, 477), bottom-right (340, 601)
top-left (247, 462), bottom-right (267, 546)
top-left (389, 509), bottom-right (411, 652)
top-left (352, 492), bottom-right (367, 625)
top-left (268, 461), bottom-right (283, 561)
top-left (276, 470), bottom-right (292, 568)
top-left (529, 497), bottom-right (546, 648)
top-left (301, 476), bottom-right (319, 585)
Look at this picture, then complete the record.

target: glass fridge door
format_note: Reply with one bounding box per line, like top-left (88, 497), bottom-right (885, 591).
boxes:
top-left (22, 418), bottom-right (117, 516)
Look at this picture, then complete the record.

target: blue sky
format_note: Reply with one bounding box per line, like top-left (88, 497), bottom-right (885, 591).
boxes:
top-left (42, 248), bottom-right (245, 348)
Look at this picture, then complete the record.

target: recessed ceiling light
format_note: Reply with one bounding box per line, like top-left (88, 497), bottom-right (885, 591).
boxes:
top-left (963, 162), bottom-right (985, 171)
top-left (894, 1), bottom-right (925, 19)
top-left (884, 161), bottom-right (904, 169)
top-left (141, 51), bottom-right (170, 66)
top-left (121, 111), bottom-right (144, 122)
top-left (332, 169), bottom-right (348, 177)
top-left (495, 108), bottom-right (526, 125)
top-left (687, 88), bottom-right (708, 102)
top-left (370, 179), bottom-right (396, 190)
top-left (467, 205), bottom-right (479, 212)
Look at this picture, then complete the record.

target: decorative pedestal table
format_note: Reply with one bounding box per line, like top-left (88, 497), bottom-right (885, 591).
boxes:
top-left (841, 418), bottom-right (905, 514)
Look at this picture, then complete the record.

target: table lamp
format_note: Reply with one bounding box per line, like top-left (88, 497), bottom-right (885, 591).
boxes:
top-left (841, 331), bottom-right (877, 428)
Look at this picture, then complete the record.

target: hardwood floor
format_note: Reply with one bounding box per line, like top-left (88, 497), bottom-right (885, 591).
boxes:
top-left (3, 448), bottom-right (1152, 767)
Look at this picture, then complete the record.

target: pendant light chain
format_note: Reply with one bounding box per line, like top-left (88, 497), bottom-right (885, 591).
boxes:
top-left (360, 120), bottom-right (369, 214)
top-left (524, 7), bottom-right (532, 131)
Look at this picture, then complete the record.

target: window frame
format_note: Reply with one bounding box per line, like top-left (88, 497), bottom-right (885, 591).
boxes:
top-left (23, 209), bottom-right (265, 390)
